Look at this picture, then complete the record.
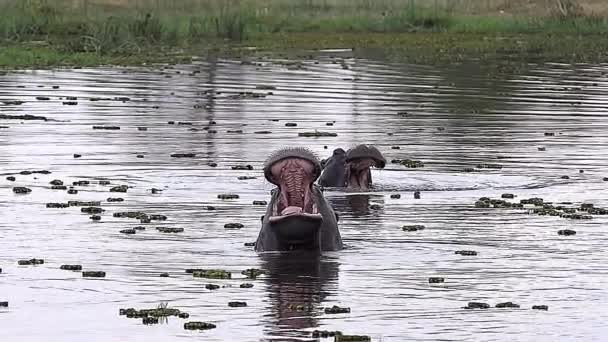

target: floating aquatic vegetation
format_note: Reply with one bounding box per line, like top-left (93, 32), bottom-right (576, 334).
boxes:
top-left (495, 302), bottom-right (520, 308)
top-left (0, 114), bottom-right (47, 121)
top-left (324, 305), bottom-right (350, 314)
top-left (532, 305), bottom-right (548, 311)
top-left (171, 153), bottom-right (196, 158)
top-left (60, 265), bottom-right (82, 271)
top-left (455, 250), bottom-right (477, 256)
top-left (18, 258), bottom-right (44, 265)
top-left (312, 330), bottom-right (343, 338)
top-left (428, 277), bottom-right (444, 283)
top-left (228, 301), bottom-right (247, 307)
top-left (402, 225), bottom-right (425, 232)
top-left (392, 159), bottom-right (424, 168)
top-left (463, 302), bottom-right (490, 309)
top-left (81, 207), bottom-right (104, 214)
top-left (69, 201), bottom-right (101, 207)
top-left (241, 268), bottom-right (265, 279)
top-left (335, 335), bottom-right (370, 342)
top-left (46, 203), bottom-right (69, 208)
top-left (218, 194), bottom-right (239, 200)
top-left (192, 269), bottom-right (231, 279)
top-left (184, 321), bottom-right (216, 330)
top-left (298, 131), bottom-right (338, 137)
top-left (12, 187), bottom-right (32, 194)
top-left (288, 303), bottom-right (314, 311)
top-left (114, 211), bottom-right (147, 219)
top-left (92, 126), bottom-right (120, 130)
top-left (232, 165), bottom-right (253, 170)
top-left (156, 227), bottom-right (184, 233)
top-left (110, 185), bottom-right (129, 192)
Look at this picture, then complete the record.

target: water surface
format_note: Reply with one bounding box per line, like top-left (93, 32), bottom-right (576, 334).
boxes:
top-left (1, 54), bottom-right (607, 341)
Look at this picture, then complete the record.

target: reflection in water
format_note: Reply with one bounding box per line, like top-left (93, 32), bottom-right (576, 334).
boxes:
top-left (328, 193), bottom-right (384, 217)
top-left (259, 253), bottom-right (339, 341)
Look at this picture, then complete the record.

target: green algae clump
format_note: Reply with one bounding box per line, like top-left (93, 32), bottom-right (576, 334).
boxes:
top-left (192, 269), bottom-right (231, 279)
top-left (241, 268), bottom-right (265, 279)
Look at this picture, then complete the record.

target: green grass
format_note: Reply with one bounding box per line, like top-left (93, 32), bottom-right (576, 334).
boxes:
top-left (1, 0), bottom-right (608, 68)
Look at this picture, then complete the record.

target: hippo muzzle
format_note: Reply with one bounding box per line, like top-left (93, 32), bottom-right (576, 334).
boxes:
top-left (267, 157), bottom-right (323, 243)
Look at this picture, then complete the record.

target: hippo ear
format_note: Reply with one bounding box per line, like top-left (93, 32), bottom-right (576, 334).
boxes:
top-left (334, 212), bottom-right (339, 222)
top-left (260, 215), bottom-right (264, 223)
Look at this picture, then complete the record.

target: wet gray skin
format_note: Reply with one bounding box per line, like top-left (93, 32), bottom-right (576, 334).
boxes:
top-left (318, 148), bottom-right (346, 187)
top-left (319, 144), bottom-right (386, 190)
top-left (255, 148), bottom-right (342, 252)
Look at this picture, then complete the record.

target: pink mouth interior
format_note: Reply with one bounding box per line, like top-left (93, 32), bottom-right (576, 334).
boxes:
top-left (270, 157), bottom-right (318, 219)
top-left (347, 158), bottom-right (377, 189)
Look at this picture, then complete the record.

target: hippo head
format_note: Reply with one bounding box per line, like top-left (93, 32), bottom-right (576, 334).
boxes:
top-left (331, 148), bottom-right (346, 160)
top-left (344, 144), bottom-right (386, 190)
top-left (321, 148), bottom-right (345, 169)
top-left (263, 148), bottom-right (324, 245)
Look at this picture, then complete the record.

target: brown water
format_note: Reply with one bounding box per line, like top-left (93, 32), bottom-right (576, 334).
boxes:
top-left (1, 53), bottom-right (607, 341)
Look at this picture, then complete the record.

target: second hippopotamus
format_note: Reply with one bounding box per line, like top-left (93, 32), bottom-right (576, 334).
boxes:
top-left (318, 144), bottom-right (386, 190)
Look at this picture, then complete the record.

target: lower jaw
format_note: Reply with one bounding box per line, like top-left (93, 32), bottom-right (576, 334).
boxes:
top-left (268, 212), bottom-right (323, 245)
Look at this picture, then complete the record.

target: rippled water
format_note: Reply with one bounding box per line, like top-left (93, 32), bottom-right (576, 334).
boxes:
top-left (1, 53), bottom-right (608, 341)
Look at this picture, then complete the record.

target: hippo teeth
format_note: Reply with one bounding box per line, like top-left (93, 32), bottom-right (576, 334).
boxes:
top-left (281, 206), bottom-right (303, 216)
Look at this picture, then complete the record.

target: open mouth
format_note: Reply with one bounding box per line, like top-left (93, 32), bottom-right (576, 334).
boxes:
top-left (346, 158), bottom-right (377, 190)
top-left (268, 157), bottom-right (322, 224)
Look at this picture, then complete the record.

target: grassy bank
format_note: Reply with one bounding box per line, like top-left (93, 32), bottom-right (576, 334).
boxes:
top-left (1, 0), bottom-right (608, 68)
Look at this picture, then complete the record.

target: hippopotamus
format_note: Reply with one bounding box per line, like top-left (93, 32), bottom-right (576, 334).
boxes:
top-left (255, 147), bottom-right (343, 252)
top-left (318, 144), bottom-right (386, 190)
